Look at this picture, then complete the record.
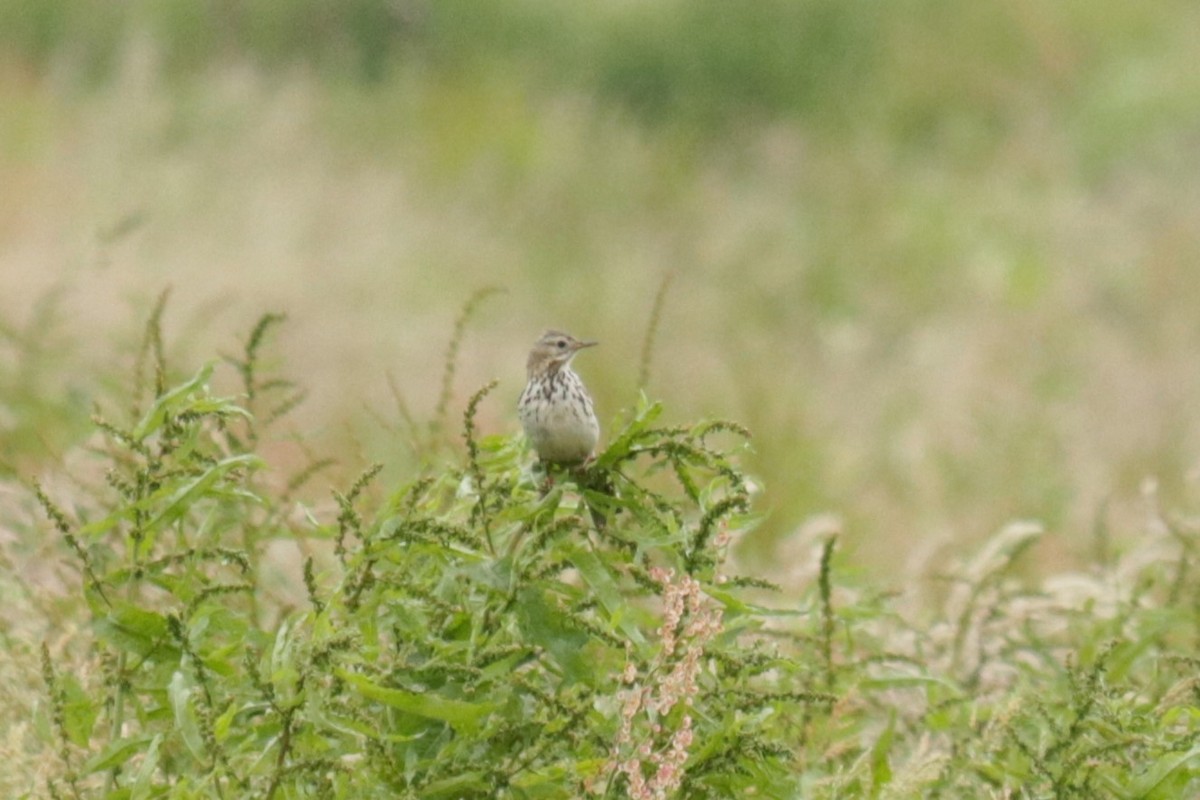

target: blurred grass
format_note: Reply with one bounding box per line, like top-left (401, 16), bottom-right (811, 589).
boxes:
top-left (1, 0), bottom-right (1200, 572)
top-left (0, 287), bottom-right (96, 476)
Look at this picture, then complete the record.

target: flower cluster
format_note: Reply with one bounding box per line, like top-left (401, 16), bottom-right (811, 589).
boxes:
top-left (590, 567), bottom-right (724, 798)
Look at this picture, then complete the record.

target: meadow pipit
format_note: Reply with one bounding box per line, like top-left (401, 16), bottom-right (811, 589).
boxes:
top-left (518, 330), bottom-right (600, 465)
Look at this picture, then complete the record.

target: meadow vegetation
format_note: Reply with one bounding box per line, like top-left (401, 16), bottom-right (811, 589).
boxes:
top-left (3, 0), bottom-right (1200, 795)
top-left (5, 309), bottom-right (1200, 797)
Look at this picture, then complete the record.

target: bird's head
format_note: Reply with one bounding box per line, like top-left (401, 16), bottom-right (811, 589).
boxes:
top-left (526, 330), bottom-right (597, 378)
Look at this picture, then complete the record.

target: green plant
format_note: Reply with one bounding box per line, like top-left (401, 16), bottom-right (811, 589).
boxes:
top-left (33, 315), bottom-right (831, 798)
top-left (26, 311), bottom-right (1200, 798)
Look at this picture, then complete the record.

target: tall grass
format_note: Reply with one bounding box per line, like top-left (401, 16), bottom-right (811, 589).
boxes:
top-left (7, 309), bottom-right (1200, 797)
top-left (3, 1), bottom-right (1200, 576)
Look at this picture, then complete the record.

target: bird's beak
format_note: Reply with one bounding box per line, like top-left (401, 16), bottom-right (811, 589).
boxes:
top-left (576, 340), bottom-right (598, 350)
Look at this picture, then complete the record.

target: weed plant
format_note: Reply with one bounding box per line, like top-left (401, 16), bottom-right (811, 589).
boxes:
top-left (20, 309), bottom-right (1200, 798)
top-left (29, 311), bottom-right (826, 798)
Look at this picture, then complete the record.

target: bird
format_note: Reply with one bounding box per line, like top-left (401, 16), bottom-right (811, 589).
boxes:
top-left (518, 330), bottom-right (600, 466)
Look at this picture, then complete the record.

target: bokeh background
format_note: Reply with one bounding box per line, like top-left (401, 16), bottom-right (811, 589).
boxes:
top-left (3, 0), bottom-right (1200, 574)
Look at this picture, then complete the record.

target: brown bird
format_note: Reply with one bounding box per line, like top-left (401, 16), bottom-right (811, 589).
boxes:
top-left (518, 330), bottom-right (600, 465)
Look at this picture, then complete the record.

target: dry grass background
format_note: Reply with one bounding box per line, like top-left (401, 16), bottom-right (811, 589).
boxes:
top-left (2, 2), bottom-right (1200, 579)
top-left (3, 3), bottom-right (1200, 793)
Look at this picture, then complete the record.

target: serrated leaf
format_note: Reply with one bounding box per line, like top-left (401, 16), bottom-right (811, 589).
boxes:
top-left (94, 604), bottom-right (176, 660)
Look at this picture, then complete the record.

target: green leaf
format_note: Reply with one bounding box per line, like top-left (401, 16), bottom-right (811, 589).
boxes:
top-left (595, 399), bottom-right (663, 468)
top-left (131, 363), bottom-right (216, 440)
top-left (309, 702), bottom-right (423, 743)
top-left (143, 453), bottom-right (263, 532)
top-left (83, 736), bottom-right (155, 775)
top-left (566, 546), bottom-right (644, 645)
top-left (130, 363), bottom-right (253, 442)
top-left (169, 671), bottom-right (206, 762)
top-left (859, 675), bottom-right (964, 696)
top-left (515, 587), bottom-right (591, 683)
top-left (707, 587), bottom-right (806, 617)
top-left (869, 712), bottom-right (895, 796)
top-left (478, 647), bottom-right (537, 681)
top-left (421, 772), bottom-right (491, 798)
top-left (508, 764), bottom-right (581, 796)
top-left (336, 670), bottom-right (497, 733)
top-left (130, 734), bottom-right (162, 800)
top-left (271, 618), bottom-right (303, 706)
top-left (76, 509), bottom-right (124, 543)
top-left (94, 604), bottom-right (176, 660)
top-left (59, 672), bottom-right (98, 746)
top-left (213, 701), bottom-right (239, 744)
top-left (1125, 745), bottom-right (1200, 799)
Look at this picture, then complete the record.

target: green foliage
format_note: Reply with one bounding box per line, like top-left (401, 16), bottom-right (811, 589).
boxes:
top-left (584, 0), bottom-right (882, 129)
top-left (31, 321), bottom-right (828, 798)
top-left (0, 288), bottom-right (93, 476)
top-left (0, 0), bottom-right (415, 82)
top-left (5, 0), bottom-right (1191, 142)
top-left (25, 317), bottom-right (1200, 797)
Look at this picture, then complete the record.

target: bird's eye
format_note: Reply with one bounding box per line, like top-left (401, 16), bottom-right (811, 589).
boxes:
top-left (556, 340), bottom-right (567, 349)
